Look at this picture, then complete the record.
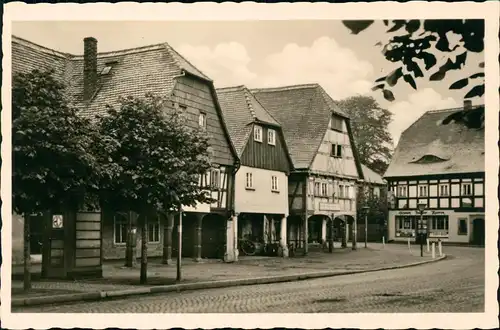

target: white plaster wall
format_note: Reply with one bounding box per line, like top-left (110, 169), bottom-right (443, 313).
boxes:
top-left (234, 165), bottom-right (288, 215)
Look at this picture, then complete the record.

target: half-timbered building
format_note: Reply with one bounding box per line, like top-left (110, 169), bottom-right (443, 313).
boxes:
top-left (252, 84), bottom-right (364, 254)
top-left (384, 100), bottom-right (485, 245)
top-left (11, 35), bottom-right (240, 278)
top-left (217, 86), bottom-right (293, 258)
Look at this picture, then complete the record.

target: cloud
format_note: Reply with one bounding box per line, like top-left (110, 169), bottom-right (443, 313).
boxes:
top-left (262, 37), bottom-right (374, 99)
top-left (176, 42), bottom-right (257, 87)
top-left (388, 88), bottom-right (460, 145)
top-left (177, 36), bottom-right (374, 99)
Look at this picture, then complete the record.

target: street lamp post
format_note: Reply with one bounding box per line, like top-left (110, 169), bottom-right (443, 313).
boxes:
top-left (417, 203), bottom-right (427, 257)
top-left (362, 205), bottom-right (369, 248)
top-left (172, 193), bottom-right (183, 282)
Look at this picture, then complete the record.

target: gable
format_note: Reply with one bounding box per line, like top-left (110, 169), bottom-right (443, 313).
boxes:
top-left (240, 123), bottom-right (291, 173)
top-left (309, 116), bottom-right (359, 178)
top-left (172, 75), bottom-right (235, 166)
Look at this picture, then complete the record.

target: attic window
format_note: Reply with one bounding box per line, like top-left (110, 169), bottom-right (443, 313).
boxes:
top-left (101, 66), bottom-right (112, 75)
top-left (410, 154), bottom-right (449, 164)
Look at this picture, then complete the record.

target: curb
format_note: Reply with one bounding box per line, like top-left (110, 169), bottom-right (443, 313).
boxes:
top-left (11, 254), bottom-right (447, 308)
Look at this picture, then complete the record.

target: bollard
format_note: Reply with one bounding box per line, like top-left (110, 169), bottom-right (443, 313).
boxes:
top-left (438, 240), bottom-right (443, 257)
top-left (426, 238), bottom-right (430, 253)
top-left (407, 237), bottom-right (411, 254)
top-left (382, 236), bottom-right (385, 248)
top-left (431, 242), bottom-right (436, 259)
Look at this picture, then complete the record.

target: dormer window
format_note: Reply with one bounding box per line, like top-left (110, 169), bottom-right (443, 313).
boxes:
top-left (254, 125), bottom-right (263, 143)
top-left (267, 129), bottom-right (276, 146)
top-left (410, 154), bottom-right (448, 164)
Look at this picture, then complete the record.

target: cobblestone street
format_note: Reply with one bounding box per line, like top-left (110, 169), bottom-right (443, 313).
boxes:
top-left (13, 246), bottom-right (484, 313)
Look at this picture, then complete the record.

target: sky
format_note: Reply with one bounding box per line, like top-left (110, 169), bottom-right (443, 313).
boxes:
top-left (12, 20), bottom-right (484, 145)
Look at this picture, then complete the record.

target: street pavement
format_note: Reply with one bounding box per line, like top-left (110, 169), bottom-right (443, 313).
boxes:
top-left (13, 246), bottom-right (484, 313)
top-left (11, 242), bottom-right (428, 298)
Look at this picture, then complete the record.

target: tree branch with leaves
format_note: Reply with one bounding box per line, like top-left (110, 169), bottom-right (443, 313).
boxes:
top-left (342, 19), bottom-right (485, 102)
top-left (12, 69), bottom-right (102, 290)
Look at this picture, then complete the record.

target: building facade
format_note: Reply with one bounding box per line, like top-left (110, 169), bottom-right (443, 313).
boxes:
top-left (217, 86), bottom-right (293, 258)
top-left (384, 101), bottom-right (485, 245)
top-left (11, 35), bottom-right (240, 273)
top-left (252, 84), bottom-right (364, 254)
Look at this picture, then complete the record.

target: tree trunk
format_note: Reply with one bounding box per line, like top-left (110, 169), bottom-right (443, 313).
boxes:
top-left (140, 214), bottom-right (148, 284)
top-left (162, 212), bottom-right (174, 264)
top-left (125, 211), bottom-right (136, 268)
top-left (23, 214), bottom-right (31, 291)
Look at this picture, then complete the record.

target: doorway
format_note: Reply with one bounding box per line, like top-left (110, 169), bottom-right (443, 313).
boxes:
top-left (471, 218), bottom-right (485, 246)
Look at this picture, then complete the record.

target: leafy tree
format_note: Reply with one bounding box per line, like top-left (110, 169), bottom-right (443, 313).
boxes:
top-left (338, 95), bottom-right (393, 170)
top-left (342, 19), bottom-right (485, 102)
top-left (12, 69), bottom-right (101, 290)
top-left (369, 159), bottom-right (390, 178)
top-left (357, 185), bottom-right (389, 239)
top-left (96, 93), bottom-right (214, 284)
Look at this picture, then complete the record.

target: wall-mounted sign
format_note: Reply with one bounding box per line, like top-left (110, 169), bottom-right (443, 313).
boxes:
top-left (52, 214), bottom-right (64, 229)
top-left (397, 210), bottom-right (447, 216)
top-left (319, 202), bottom-right (340, 212)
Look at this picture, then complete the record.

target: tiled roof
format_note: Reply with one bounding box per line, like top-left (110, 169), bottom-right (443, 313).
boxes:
top-left (384, 105), bottom-right (485, 178)
top-left (251, 84), bottom-right (348, 169)
top-left (12, 36), bottom-right (212, 119)
top-left (216, 85), bottom-right (281, 156)
top-left (12, 35), bottom-right (240, 167)
top-left (361, 164), bottom-right (386, 185)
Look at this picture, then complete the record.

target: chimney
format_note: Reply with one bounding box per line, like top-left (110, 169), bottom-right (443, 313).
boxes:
top-left (463, 99), bottom-right (473, 111)
top-left (83, 37), bottom-right (98, 101)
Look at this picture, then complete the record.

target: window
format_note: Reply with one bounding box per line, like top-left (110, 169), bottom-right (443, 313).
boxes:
top-left (101, 66), bottom-right (112, 75)
top-left (397, 185), bottom-right (408, 197)
top-left (331, 144), bottom-right (342, 158)
top-left (314, 182), bottom-right (321, 196)
top-left (198, 112), bottom-right (206, 128)
top-left (254, 125), bottom-right (263, 142)
top-left (114, 213), bottom-right (128, 244)
top-left (338, 185), bottom-right (345, 198)
top-left (462, 183), bottom-right (472, 196)
top-left (418, 185), bottom-right (428, 197)
top-left (458, 218), bottom-right (468, 235)
top-left (396, 216), bottom-right (415, 230)
top-left (321, 182), bottom-right (328, 196)
top-left (439, 184), bottom-right (449, 196)
top-left (271, 175), bottom-right (279, 192)
top-left (430, 216), bottom-right (449, 231)
top-left (211, 169), bottom-right (220, 189)
top-left (267, 129), bottom-right (276, 145)
top-left (147, 216), bottom-right (160, 243)
top-left (246, 172), bottom-right (254, 189)
top-left (331, 115), bottom-right (343, 132)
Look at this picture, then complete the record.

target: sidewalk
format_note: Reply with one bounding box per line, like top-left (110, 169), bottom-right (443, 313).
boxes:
top-left (9, 242), bottom-right (446, 307)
